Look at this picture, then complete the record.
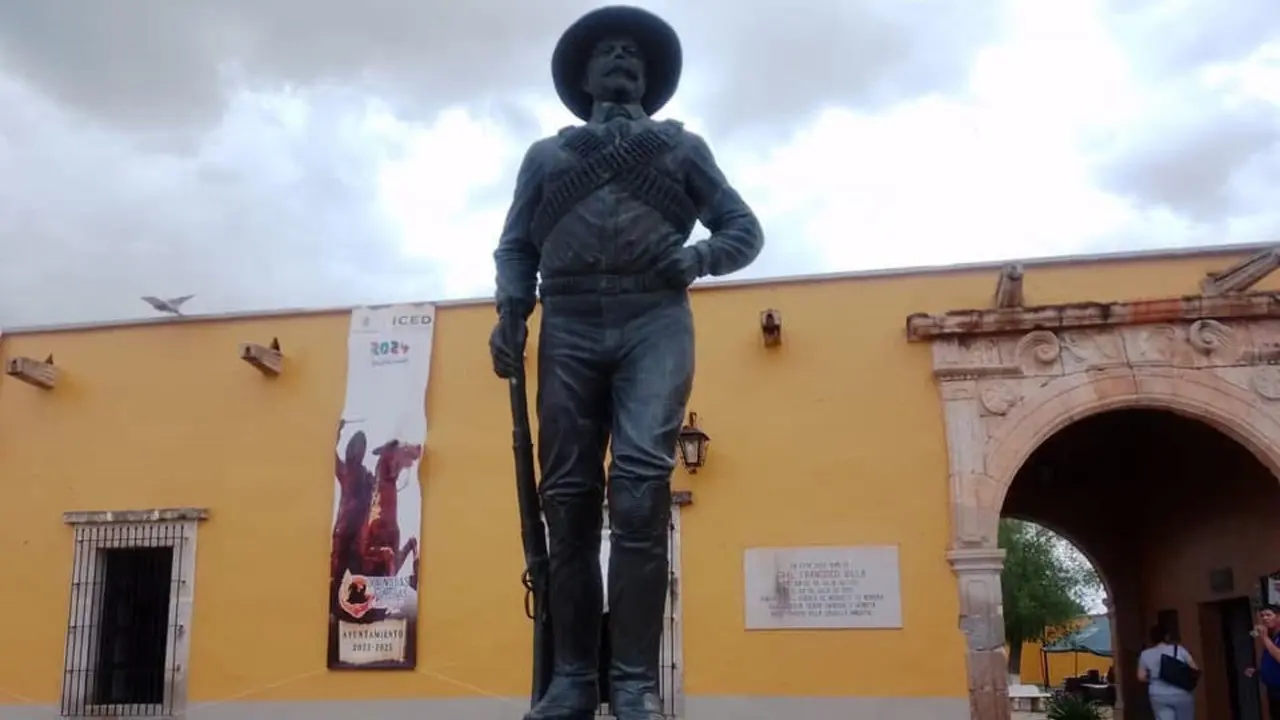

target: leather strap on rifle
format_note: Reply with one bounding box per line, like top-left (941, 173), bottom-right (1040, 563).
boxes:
top-left (531, 124), bottom-right (698, 245)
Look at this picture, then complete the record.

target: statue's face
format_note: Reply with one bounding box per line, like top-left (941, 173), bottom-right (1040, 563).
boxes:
top-left (582, 35), bottom-right (646, 105)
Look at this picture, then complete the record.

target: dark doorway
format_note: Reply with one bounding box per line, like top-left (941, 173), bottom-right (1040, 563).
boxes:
top-left (1002, 408), bottom-right (1280, 719)
top-left (1220, 596), bottom-right (1263, 720)
top-left (94, 546), bottom-right (174, 708)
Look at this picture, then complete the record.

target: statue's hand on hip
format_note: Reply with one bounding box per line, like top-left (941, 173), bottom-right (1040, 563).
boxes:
top-left (656, 245), bottom-right (701, 288)
top-left (489, 314), bottom-right (528, 379)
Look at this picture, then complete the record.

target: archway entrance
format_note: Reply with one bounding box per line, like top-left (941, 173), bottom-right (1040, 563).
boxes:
top-left (908, 282), bottom-right (1280, 720)
top-left (1006, 408), bottom-right (1280, 719)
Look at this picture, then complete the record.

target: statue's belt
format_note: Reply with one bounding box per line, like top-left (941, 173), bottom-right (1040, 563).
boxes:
top-left (539, 272), bottom-right (675, 297)
top-left (531, 126), bottom-right (699, 246)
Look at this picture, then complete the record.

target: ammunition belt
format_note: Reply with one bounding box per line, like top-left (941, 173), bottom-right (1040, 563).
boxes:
top-left (530, 125), bottom-right (699, 245)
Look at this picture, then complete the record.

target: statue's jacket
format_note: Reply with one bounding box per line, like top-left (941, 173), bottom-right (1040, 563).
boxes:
top-left (494, 105), bottom-right (764, 315)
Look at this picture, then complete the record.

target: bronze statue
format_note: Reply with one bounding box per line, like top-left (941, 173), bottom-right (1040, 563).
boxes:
top-left (491, 6), bottom-right (764, 719)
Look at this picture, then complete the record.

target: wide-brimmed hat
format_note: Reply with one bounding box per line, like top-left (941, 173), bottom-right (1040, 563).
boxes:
top-left (551, 6), bottom-right (683, 121)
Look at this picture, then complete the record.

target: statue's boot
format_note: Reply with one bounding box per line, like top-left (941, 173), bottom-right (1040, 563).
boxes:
top-left (525, 500), bottom-right (602, 720)
top-left (522, 678), bottom-right (597, 720)
top-left (607, 489), bottom-right (670, 720)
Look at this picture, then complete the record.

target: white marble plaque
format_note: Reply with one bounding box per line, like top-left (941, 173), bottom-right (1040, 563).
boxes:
top-left (744, 545), bottom-right (903, 630)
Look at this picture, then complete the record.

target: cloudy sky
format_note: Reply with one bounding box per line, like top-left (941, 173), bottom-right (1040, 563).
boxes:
top-left (0, 0), bottom-right (1277, 326)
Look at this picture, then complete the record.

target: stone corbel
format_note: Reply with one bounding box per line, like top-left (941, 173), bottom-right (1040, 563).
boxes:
top-left (5, 354), bottom-right (57, 390)
top-left (1201, 247), bottom-right (1280, 296)
top-left (239, 338), bottom-right (283, 376)
top-left (994, 264), bottom-right (1024, 308)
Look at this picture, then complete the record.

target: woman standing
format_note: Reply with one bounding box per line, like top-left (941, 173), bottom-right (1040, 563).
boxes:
top-left (1137, 625), bottom-right (1198, 720)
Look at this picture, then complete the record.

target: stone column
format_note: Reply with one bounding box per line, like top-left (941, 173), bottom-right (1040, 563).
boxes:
top-left (949, 546), bottom-right (1011, 720)
top-left (1102, 596), bottom-right (1124, 720)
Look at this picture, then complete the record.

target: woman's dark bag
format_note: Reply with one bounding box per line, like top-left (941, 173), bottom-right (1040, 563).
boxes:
top-left (1158, 644), bottom-right (1201, 691)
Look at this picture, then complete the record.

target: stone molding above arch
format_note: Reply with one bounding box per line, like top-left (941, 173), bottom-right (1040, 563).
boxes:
top-left (918, 310), bottom-right (1280, 550)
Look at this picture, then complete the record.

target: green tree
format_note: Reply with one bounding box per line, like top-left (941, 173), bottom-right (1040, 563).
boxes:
top-left (1000, 519), bottom-right (1101, 676)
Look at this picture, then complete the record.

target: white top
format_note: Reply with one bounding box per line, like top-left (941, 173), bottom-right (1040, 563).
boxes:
top-left (1138, 642), bottom-right (1195, 697)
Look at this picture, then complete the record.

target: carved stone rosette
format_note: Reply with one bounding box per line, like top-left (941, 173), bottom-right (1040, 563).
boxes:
top-left (912, 296), bottom-right (1280, 720)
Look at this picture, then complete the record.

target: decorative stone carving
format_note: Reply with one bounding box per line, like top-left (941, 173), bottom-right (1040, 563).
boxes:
top-left (1253, 367), bottom-right (1280, 401)
top-left (932, 338), bottom-right (1020, 380)
top-left (1124, 324), bottom-right (1185, 365)
top-left (978, 382), bottom-right (1020, 416)
top-left (1244, 322), bottom-right (1280, 364)
top-left (1244, 344), bottom-right (1280, 365)
top-left (966, 338), bottom-right (1003, 366)
top-left (1060, 329), bottom-right (1126, 371)
top-left (1188, 319), bottom-right (1237, 359)
top-left (1014, 331), bottom-right (1061, 375)
top-left (1015, 330), bottom-right (1060, 364)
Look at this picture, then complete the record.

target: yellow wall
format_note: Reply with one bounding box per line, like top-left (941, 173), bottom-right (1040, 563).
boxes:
top-left (1016, 620), bottom-right (1113, 688)
top-left (0, 248), bottom-right (1269, 704)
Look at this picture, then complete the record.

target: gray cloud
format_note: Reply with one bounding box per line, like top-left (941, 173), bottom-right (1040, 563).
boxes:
top-left (1086, 2), bottom-right (1280, 242)
top-left (0, 0), bottom-right (1003, 137)
top-left (0, 0), bottom-right (1004, 326)
top-left (1102, 0), bottom-right (1280, 80)
top-left (0, 0), bottom-right (596, 134)
top-left (666, 0), bottom-right (1005, 137)
top-left (0, 78), bottom-right (440, 325)
top-left (1094, 82), bottom-right (1280, 224)
top-left (0, 0), bottom-right (1276, 327)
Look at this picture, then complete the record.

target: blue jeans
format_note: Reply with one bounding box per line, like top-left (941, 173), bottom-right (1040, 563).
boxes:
top-left (1151, 693), bottom-right (1195, 720)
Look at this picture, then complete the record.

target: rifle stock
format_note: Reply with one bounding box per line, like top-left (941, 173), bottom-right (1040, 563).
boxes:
top-left (509, 369), bottom-right (554, 707)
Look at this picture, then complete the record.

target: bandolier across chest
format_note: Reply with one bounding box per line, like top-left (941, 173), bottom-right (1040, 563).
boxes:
top-left (530, 123), bottom-right (700, 247)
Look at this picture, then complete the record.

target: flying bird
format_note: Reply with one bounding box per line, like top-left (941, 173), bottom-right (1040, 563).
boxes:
top-left (141, 294), bottom-right (195, 316)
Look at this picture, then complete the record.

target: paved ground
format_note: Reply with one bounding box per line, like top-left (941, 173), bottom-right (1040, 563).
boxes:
top-left (1013, 710), bottom-right (1114, 720)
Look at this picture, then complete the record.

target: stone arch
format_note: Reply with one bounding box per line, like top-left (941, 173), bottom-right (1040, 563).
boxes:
top-left (1000, 512), bottom-right (1122, 699)
top-left (909, 291), bottom-right (1280, 720)
top-left (986, 365), bottom-right (1280, 517)
top-left (999, 512), bottom-right (1113, 597)
top-left (976, 366), bottom-right (1280, 720)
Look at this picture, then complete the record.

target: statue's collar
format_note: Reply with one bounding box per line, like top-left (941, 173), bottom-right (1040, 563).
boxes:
top-left (589, 102), bottom-right (646, 123)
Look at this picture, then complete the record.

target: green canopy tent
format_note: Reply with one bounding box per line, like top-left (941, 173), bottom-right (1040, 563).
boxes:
top-left (1039, 615), bottom-right (1112, 686)
top-left (1044, 615), bottom-right (1112, 657)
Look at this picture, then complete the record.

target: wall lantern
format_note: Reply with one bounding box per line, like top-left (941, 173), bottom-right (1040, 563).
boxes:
top-left (677, 412), bottom-right (711, 473)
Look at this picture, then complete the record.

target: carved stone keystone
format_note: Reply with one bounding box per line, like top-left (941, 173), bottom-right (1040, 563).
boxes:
top-left (993, 264), bottom-right (1024, 308)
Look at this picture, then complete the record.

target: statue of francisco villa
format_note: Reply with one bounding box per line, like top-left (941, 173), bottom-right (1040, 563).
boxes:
top-left (490, 6), bottom-right (764, 719)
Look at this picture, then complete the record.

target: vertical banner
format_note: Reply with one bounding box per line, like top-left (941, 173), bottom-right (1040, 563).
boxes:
top-left (327, 303), bottom-right (436, 670)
